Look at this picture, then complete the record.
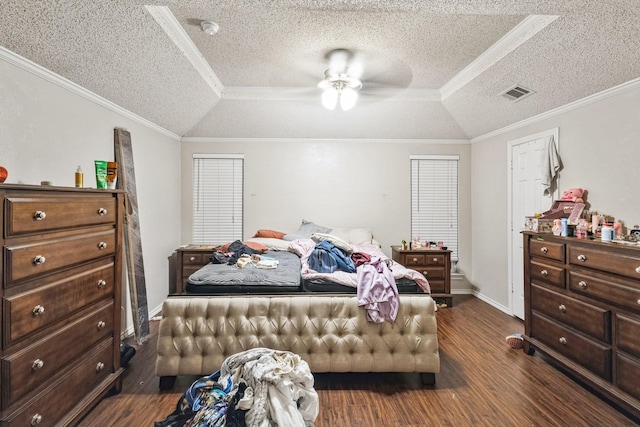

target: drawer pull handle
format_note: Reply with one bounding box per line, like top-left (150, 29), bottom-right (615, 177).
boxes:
top-left (558, 304), bottom-right (566, 312)
top-left (98, 207), bottom-right (108, 216)
top-left (577, 254), bottom-right (586, 262)
top-left (97, 320), bottom-right (106, 329)
top-left (96, 362), bottom-right (105, 372)
top-left (33, 210), bottom-right (47, 220)
top-left (540, 246), bottom-right (548, 254)
top-left (33, 255), bottom-right (46, 265)
top-left (98, 241), bottom-right (107, 250)
top-left (578, 280), bottom-right (587, 289)
top-left (97, 279), bottom-right (107, 288)
top-left (32, 305), bottom-right (45, 316)
top-left (32, 359), bottom-right (44, 370)
top-left (190, 256), bottom-right (196, 262)
top-left (31, 414), bottom-right (43, 425)
top-left (559, 337), bottom-right (567, 345)
top-left (412, 257), bottom-right (418, 262)
top-left (540, 269), bottom-right (548, 276)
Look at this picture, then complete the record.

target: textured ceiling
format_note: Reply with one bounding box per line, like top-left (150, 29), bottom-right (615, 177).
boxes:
top-left (1, 1), bottom-right (639, 139)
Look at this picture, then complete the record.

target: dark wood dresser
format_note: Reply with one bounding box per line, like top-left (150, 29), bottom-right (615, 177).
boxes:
top-left (523, 231), bottom-right (640, 419)
top-left (1, 184), bottom-right (124, 426)
top-left (391, 246), bottom-right (452, 306)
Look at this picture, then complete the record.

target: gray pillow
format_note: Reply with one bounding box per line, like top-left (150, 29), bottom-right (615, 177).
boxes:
top-left (283, 219), bottom-right (332, 241)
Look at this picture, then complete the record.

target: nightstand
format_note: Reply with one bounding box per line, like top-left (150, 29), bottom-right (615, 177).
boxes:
top-left (391, 245), bottom-right (452, 306)
top-left (174, 245), bottom-right (216, 293)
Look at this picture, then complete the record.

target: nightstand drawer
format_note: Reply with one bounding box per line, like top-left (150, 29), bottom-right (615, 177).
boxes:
top-left (415, 267), bottom-right (445, 280)
top-left (182, 252), bottom-right (210, 266)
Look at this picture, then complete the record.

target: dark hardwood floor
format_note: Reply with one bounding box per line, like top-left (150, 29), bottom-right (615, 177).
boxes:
top-left (81, 295), bottom-right (639, 426)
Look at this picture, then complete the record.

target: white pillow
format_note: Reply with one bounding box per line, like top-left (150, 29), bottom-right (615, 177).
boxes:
top-left (311, 233), bottom-right (354, 254)
top-left (244, 237), bottom-right (291, 251)
top-left (329, 227), bottom-right (374, 245)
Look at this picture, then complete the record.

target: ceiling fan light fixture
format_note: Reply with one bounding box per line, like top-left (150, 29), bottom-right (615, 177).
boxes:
top-left (321, 89), bottom-right (338, 110)
top-left (340, 87), bottom-right (358, 111)
top-left (318, 67), bottom-right (362, 111)
top-left (200, 20), bottom-right (219, 36)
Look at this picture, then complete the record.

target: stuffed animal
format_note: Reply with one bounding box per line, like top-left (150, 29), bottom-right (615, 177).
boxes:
top-left (561, 187), bottom-right (584, 203)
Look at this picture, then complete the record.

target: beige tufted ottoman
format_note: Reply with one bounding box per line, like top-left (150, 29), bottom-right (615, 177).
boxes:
top-left (155, 294), bottom-right (440, 389)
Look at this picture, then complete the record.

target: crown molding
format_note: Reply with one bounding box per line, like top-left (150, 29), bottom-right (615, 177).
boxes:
top-left (145, 5), bottom-right (223, 98)
top-left (181, 137), bottom-right (470, 145)
top-left (440, 14), bottom-right (559, 100)
top-left (0, 45), bottom-right (180, 141)
top-left (471, 76), bottom-right (640, 143)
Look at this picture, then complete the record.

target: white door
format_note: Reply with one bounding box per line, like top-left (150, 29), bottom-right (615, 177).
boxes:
top-left (508, 129), bottom-right (558, 319)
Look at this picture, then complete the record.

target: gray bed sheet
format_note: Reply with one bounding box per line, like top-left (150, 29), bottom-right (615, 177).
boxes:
top-left (187, 250), bottom-right (302, 287)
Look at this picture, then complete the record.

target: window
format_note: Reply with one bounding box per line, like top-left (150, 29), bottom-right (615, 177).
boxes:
top-left (192, 154), bottom-right (243, 244)
top-left (410, 155), bottom-right (459, 262)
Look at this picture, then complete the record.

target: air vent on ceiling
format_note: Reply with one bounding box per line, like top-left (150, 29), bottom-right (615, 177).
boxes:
top-left (500, 85), bottom-right (535, 102)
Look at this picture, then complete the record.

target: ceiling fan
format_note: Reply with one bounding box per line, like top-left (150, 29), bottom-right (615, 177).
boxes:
top-left (317, 49), bottom-right (363, 111)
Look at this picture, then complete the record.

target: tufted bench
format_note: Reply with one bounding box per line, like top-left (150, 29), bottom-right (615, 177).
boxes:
top-left (155, 294), bottom-right (440, 389)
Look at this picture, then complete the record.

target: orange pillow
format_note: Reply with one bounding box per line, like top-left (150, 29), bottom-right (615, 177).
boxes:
top-left (217, 241), bottom-right (269, 253)
top-left (253, 229), bottom-right (286, 239)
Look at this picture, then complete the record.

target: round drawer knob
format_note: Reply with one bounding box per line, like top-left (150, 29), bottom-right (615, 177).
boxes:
top-left (32, 305), bottom-right (45, 316)
top-left (432, 258), bottom-right (438, 262)
top-left (540, 246), bottom-right (548, 254)
top-left (33, 210), bottom-right (47, 221)
top-left (96, 362), bottom-right (105, 372)
top-left (98, 241), bottom-right (107, 250)
top-left (540, 269), bottom-right (548, 277)
top-left (559, 337), bottom-right (567, 345)
top-left (636, 266), bottom-right (640, 274)
top-left (32, 359), bottom-right (44, 370)
top-left (189, 256), bottom-right (196, 262)
top-left (577, 254), bottom-right (586, 262)
top-left (422, 271), bottom-right (428, 276)
top-left (31, 414), bottom-right (43, 426)
top-left (97, 321), bottom-right (106, 329)
top-left (578, 281), bottom-right (587, 289)
top-left (33, 255), bottom-right (46, 265)
top-left (412, 257), bottom-right (418, 262)
top-left (97, 279), bottom-right (107, 288)
top-left (98, 207), bottom-right (108, 216)
top-left (558, 304), bottom-right (566, 312)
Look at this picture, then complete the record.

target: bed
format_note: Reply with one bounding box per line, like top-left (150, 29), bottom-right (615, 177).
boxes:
top-left (183, 227), bottom-right (430, 295)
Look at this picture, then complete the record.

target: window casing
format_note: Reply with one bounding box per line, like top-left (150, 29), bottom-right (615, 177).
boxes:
top-left (192, 154), bottom-right (243, 244)
top-left (410, 155), bottom-right (459, 263)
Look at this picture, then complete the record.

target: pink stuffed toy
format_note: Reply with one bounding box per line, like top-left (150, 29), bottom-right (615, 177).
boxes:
top-left (561, 187), bottom-right (584, 203)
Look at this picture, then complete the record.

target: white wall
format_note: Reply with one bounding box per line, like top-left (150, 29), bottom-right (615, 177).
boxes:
top-left (471, 81), bottom-right (640, 308)
top-left (0, 54), bottom-right (181, 334)
top-left (180, 139), bottom-right (473, 288)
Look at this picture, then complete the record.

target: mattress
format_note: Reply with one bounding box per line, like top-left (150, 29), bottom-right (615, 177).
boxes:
top-left (302, 277), bottom-right (419, 293)
top-left (185, 250), bottom-right (302, 294)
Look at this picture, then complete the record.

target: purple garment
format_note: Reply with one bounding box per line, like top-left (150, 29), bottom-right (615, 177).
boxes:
top-left (356, 257), bottom-right (399, 323)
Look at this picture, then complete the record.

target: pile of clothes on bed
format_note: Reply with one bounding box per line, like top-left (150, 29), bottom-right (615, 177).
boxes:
top-left (155, 348), bottom-right (318, 427)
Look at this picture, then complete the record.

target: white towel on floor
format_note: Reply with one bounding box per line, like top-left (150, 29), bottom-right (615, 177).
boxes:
top-left (541, 135), bottom-right (561, 196)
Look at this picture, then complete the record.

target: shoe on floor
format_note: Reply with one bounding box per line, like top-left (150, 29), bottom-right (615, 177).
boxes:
top-left (506, 334), bottom-right (523, 349)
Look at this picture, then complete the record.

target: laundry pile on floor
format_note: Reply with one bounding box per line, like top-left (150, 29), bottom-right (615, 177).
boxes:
top-left (155, 348), bottom-right (319, 427)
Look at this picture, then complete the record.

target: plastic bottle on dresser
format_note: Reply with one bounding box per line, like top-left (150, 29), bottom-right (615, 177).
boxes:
top-left (75, 165), bottom-right (84, 188)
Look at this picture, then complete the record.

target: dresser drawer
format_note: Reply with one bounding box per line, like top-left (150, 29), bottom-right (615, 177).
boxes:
top-left (5, 195), bottom-right (116, 237)
top-left (616, 313), bottom-right (640, 358)
top-left (413, 266), bottom-right (445, 280)
top-left (530, 260), bottom-right (565, 289)
top-left (617, 353), bottom-right (640, 401)
top-left (569, 269), bottom-right (640, 312)
top-left (3, 259), bottom-right (115, 344)
top-left (3, 338), bottom-right (114, 427)
top-left (1, 302), bottom-right (114, 408)
top-left (531, 284), bottom-right (610, 341)
top-left (4, 229), bottom-right (115, 285)
top-left (529, 238), bottom-right (564, 262)
top-left (428, 280), bottom-right (445, 293)
top-left (568, 245), bottom-right (640, 280)
top-left (531, 313), bottom-right (611, 380)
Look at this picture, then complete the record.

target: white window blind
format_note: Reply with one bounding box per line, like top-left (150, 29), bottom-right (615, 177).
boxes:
top-left (192, 154), bottom-right (243, 244)
top-left (410, 155), bottom-right (459, 262)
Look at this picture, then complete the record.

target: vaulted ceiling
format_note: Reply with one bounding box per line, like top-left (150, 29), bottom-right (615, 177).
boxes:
top-left (2, 1), bottom-right (639, 140)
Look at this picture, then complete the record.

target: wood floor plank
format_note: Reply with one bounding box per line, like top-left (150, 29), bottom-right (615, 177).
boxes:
top-left (80, 295), bottom-right (640, 426)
